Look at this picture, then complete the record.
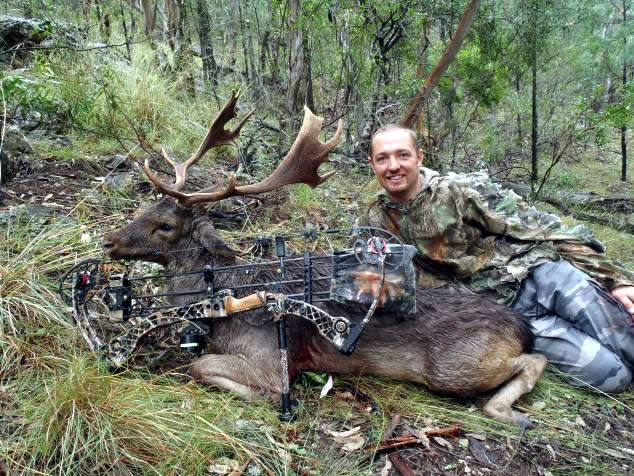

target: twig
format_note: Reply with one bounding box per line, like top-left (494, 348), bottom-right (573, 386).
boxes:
top-left (379, 415), bottom-right (416, 476)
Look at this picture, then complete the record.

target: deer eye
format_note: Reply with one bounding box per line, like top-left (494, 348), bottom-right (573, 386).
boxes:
top-left (159, 223), bottom-right (173, 232)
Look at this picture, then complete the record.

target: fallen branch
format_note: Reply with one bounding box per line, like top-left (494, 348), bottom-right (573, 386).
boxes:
top-left (540, 196), bottom-right (634, 235)
top-left (497, 181), bottom-right (634, 235)
top-left (380, 415), bottom-right (416, 476)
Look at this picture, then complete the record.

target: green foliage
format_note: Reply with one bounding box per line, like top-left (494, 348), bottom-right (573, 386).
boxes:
top-left (603, 84), bottom-right (634, 129)
top-left (1, 69), bottom-right (58, 118)
top-left (455, 44), bottom-right (509, 108)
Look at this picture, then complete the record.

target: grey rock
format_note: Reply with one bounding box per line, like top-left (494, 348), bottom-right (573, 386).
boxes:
top-left (0, 124), bottom-right (32, 183)
top-left (2, 124), bottom-right (32, 154)
top-left (102, 172), bottom-right (136, 193)
top-left (0, 152), bottom-right (10, 184)
top-left (0, 16), bottom-right (53, 64)
top-left (97, 154), bottom-right (128, 170)
top-left (0, 203), bottom-right (76, 227)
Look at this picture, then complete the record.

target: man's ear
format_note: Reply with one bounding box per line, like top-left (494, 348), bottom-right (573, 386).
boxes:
top-left (192, 219), bottom-right (234, 257)
top-left (368, 156), bottom-right (376, 174)
top-left (417, 148), bottom-right (424, 165)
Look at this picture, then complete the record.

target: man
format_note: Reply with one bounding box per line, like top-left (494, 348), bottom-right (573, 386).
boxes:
top-left (360, 124), bottom-right (634, 392)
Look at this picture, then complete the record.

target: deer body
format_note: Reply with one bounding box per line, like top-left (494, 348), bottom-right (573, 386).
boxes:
top-left (104, 196), bottom-right (545, 427)
top-left (102, 93), bottom-right (546, 427)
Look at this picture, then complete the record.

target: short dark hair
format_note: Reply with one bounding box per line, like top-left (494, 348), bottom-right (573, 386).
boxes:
top-left (369, 124), bottom-right (418, 158)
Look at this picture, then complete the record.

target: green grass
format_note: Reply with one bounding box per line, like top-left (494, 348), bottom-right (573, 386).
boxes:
top-left (1, 208), bottom-right (633, 475)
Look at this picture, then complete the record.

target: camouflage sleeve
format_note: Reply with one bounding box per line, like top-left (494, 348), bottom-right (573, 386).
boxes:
top-left (455, 173), bottom-right (634, 290)
top-left (554, 243), bottom-right (634, 291)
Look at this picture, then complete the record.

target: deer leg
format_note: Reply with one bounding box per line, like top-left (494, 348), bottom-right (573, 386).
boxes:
top-left (483, 353), bottom-right (547, 428)
top-left (190, 353), bottom-right (282, 401)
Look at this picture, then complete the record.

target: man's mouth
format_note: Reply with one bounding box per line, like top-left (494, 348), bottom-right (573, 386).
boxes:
top-left (386, 175), bottom-right (404, 182)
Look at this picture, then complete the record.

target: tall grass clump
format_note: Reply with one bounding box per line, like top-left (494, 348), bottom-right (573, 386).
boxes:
top-left (0, 213), bottom-right (99, 378)
top-left (35, 45), bottom-right (237, 162)
top-left (5, 357), bottom-right (306, 474)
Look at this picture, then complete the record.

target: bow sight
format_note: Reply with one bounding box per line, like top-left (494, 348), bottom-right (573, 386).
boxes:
top-left (60, 227), bottom-right (417, 419)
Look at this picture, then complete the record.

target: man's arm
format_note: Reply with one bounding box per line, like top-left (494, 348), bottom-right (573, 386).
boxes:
top-left (456, 173), bottom-right (634, 293)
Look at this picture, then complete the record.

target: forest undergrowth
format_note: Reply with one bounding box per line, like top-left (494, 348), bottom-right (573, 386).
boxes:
top-left (2, 3), bottom-right (634, 473)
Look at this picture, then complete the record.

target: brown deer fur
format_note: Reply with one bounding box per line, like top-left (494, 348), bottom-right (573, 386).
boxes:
top-left (103, 197), bottom-right (547, 428)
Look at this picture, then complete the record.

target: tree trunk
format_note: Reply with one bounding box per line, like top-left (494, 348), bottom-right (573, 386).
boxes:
top-left (530, 0), bottom-right (538, 193)
top-left (401, 0), bottom-right (481, 128)
top-left (304, 38), bottom-right (314, 111)
top-left (245, 0), bottom-right (259, 88)
top-left (166, 0), bottom-right (194, 94)
top-left (621, 0), bottom-right (628, 182)
top-left (141, 0), bottom-right (157, 36)
top-left (119, 2), bottom-right (132, 62)
top-left (286, 0), bottom-right (305, 138)
top-left (237, 0), bottom-right (250, 80)
top-left (286, 0), bottom-right (304, 112)
top-left (515, 73), bottom-right (522, 146)
top-left (195, 0), bottom-right (218, 90)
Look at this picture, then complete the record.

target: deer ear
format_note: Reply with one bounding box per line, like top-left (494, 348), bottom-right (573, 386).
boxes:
top-left (192, 220), bottom-right (235, 257)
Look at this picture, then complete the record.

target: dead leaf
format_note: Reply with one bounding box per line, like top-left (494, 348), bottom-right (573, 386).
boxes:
top-left (43, 193), bottom-right (53, 201)
top-left (409, 429), bottom-right (430, 449)
top-left (380, 457), bottom-right (393, 476)
top-left (335, 391), bottom-right (355, 401)
top-left (575, 416), bottom-right (586, 427)
top-left (468, 438), bottom-right (493, 468)
top-left (466, 433), bottom-right (486, 441)
top-left (604, 422), bottom-right (611, 433)
top-left (341, 434), bottom-right (366, 452)
top-left (459, 438), bottom-right (469, 449)
top-left (324, 426), bottom-right (361, 438)
top-left (433, 436), bottom-right (454, 450)
top-left (546, 444), bottom-right (556, 460)
top-left (619, 447), bottom-right (634, 456)
top-left (208, 457), bottom-right (241, 474)
top-left (181, 398), bottom-right (194, 410)
top-left (531, 401), bottom-right (546, 411)
top-left (319, 375), bottom-right (333, 398)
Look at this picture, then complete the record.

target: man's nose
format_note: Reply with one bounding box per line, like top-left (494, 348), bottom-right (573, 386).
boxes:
top-left (387, 156), bottom-right (399, 170)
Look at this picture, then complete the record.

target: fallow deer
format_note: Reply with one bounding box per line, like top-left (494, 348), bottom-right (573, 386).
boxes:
top-left (102, 92), bottom-right (547, 428)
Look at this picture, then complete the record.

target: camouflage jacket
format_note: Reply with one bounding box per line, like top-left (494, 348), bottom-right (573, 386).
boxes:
top-left (359, 168), bottom-right (634, 305)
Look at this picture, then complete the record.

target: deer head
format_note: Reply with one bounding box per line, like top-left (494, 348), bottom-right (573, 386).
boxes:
top-left (103, 91), bottom-right (344, 269)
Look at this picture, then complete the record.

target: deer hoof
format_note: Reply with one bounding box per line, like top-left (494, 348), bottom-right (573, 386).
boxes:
top-left (512, 411), bottom-right (534, 430)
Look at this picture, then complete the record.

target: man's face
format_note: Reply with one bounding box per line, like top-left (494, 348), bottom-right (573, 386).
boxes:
top-left (369, 128), bottom-right (423, 203)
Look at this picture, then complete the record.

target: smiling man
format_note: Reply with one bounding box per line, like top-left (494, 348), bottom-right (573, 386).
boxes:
top-left (361, 123), bottom-right (634, 392)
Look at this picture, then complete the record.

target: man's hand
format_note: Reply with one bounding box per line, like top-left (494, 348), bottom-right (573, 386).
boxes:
top-left (611, 286), bottom-right (634, 320)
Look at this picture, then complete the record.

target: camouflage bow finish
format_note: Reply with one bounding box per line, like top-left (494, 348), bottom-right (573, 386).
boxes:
top-left (360, 167), bottom-right (634, 305)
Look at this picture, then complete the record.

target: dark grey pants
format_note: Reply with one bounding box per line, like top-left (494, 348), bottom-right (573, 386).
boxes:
top-left (512, 260), bottom-right (634, 392)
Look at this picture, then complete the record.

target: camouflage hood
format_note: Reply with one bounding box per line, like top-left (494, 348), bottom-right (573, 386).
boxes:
top-left (361, 168), bottom-right (633, 305)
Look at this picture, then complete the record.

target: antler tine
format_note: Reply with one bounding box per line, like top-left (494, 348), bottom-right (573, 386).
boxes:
top-left (176, 106), bottom-right (344, 207)
top-left (144, 90), bottom-right (254, 198)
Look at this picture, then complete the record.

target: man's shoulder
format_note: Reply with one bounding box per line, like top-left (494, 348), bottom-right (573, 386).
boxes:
top-left (421, 168), bottom-right (523, 206)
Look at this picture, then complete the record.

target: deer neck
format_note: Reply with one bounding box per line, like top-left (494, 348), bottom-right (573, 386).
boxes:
top-left (163, 247), bottom-right (237, 305)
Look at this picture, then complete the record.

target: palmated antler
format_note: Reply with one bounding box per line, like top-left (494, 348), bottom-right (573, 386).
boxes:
top-left (144, 92), bottom-right (344, 207)
top-left (144, 90), bottom-right (254, 199)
